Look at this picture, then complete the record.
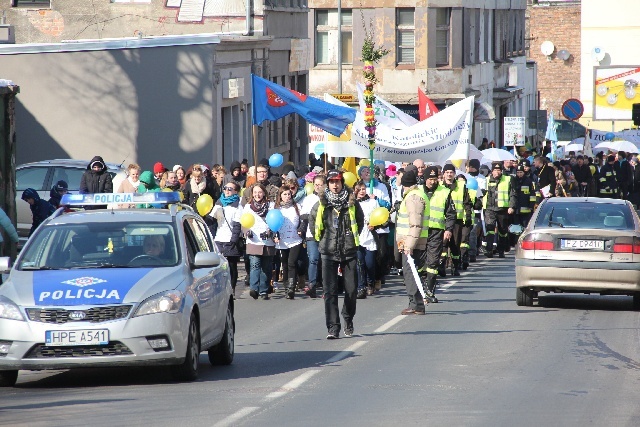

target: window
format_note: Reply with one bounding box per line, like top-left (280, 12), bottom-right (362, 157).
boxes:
top-left (314, 9), bottom-right (353, 65)
top-left (11, 0), bottom-right (50, 7)
top-left (436, 8), bottom-right (450, 66)
top-left (396, 8), bottom-right (415, 64)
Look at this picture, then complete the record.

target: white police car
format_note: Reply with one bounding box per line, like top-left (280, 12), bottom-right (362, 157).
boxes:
top-left (0, 193), bottom-right (234, 386)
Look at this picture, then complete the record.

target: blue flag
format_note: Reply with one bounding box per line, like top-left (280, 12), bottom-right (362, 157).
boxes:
top-left (251, 74), bottom-right (356, 137)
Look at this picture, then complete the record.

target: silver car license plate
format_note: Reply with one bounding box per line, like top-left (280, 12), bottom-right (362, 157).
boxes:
top-left (45, 329), bottom-right (109, 346)
top-left (560, 239), bottom-right (604, 250)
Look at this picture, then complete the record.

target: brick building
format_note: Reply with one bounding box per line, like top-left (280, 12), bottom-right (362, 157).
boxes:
top-left (527, 0), bottom-right (581, 117)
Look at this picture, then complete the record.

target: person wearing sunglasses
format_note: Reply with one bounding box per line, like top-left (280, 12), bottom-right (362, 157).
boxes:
top-left (210, 181), bottom-right (243, 298)
top-left (242, 163), bottom-right (279, 205)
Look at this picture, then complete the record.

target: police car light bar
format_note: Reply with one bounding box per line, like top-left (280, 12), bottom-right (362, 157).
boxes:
top-left (60, 192), bottom-right (182, 206)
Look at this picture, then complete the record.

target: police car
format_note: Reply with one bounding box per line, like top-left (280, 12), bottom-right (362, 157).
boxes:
top-left (0, 192), bottom-right (234, 386)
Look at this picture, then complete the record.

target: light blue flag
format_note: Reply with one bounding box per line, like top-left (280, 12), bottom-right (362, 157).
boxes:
top-left (545, 111), bottom-right (558, 160)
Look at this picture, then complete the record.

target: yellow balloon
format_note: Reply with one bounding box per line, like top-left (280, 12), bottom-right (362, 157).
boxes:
top-left (451, 159), bottom-right (464, 169)
top-left (343, 172), bottom-right (357, 188)
top-left (240, 212), bottom-right (255, 229)
top-left (358, 159), bottom-right (370, 167)
top-left (196, 194), bottom-right (214, 216)
top-left (304, 182), bottom-right (314, 195)
top-left (369, 207), bottom-right (390, 227)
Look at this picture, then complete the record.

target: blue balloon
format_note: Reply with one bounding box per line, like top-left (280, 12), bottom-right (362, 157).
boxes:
top-left (467, 177), bottom-right (478, 190)
top-left (605, 132), bottom-right (615, 141)
top-left (269, 153), bottom-right (284, 168)
top-left (265, 209), bottom-right (285, 232)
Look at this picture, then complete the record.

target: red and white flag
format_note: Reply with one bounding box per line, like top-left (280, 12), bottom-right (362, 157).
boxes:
top-left (418, 89), bottom-right (439, 121)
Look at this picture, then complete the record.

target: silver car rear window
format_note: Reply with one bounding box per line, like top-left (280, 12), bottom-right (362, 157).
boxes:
top-left (534, 202), bottom-right (634, 230)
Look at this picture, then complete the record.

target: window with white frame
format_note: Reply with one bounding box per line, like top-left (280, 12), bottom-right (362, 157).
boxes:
top-left (11, 0), bottom-right (50, 6)
top-left (315, 9), bottom-right (353, 65)
top-left (396, 8), bottom-right (415, 64)
top-left (436, 8), bottom-right (450, 66)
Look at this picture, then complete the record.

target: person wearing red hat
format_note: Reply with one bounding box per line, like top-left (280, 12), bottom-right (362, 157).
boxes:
top-left (153, 162), bottom-right (167, 186)
top-left (309, 170), bottom-right (364, 339)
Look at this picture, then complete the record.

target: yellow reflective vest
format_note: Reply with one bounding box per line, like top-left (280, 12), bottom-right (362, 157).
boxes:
top-left (314, 204), bottom-right (360, 246)
top-left (428, 186), bottom-right (451, 230)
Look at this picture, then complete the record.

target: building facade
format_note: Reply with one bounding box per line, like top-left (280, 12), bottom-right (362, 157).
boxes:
top-left (307, 0), bottom-right (537, 148)
top-left (0, 0), bottom-right (310, 168)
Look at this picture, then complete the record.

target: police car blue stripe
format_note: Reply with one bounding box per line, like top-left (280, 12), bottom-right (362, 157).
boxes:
top-left (33, 269), bottom-right (152, 306)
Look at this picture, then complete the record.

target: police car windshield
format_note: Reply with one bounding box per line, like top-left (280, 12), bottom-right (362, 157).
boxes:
top-left (17, 222), bottom-right (180, 270)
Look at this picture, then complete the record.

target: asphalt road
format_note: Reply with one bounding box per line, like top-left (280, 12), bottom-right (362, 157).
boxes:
top-left (2, 254), bottom-right (640, 426)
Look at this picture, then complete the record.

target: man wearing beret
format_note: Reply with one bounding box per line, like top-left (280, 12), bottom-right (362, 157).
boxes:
top-left (396, 170), bottom-right (429, 314)
top-left (483, 162), bottom-right (517, 258)
top-left (422, 165), bottom-right (457, 303)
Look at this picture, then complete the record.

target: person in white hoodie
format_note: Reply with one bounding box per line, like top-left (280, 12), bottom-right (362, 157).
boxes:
top-left (274, 184), bottom-right (305, 299)
top-left (299, 174), bottom-right (325, 298)
top-left (353, 181), bottom-right (378, 298)
top-left (243, 183), bottom-right (276, 300)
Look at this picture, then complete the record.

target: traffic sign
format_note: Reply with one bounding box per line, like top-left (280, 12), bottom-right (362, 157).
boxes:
top-left (562, 98), bottom-right (584, 121)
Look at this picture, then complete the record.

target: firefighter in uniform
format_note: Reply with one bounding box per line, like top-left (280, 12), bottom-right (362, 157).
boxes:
top-left (483, 162), bottom-right (517, 258)
top-left (423, 166), bottom-right (456, 303)
top-left (514, 164), bottom-right (536, 227)
top-left (396, 170), bottom-right (430, 314)
top-left (440, 164), bottom-right (472, 276)
top-left (455, 174), bottom-right (477, 270)
top-left (598, 154), bottom-right (619, 198)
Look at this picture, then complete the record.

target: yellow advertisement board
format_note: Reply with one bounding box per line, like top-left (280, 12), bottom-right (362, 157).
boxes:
top-left (593, 66), bottom-right (640, 120)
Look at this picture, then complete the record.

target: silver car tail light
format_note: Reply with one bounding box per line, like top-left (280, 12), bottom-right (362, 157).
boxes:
top-left (612, 236), bottom-right (640, 254)
top-left (520, 233), bottom-right (554, 251)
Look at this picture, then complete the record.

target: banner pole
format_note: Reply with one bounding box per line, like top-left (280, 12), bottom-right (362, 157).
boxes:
top-left (253, 124), bottom-right (258, 167)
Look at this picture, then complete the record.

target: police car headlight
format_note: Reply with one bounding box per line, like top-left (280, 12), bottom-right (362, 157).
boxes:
top-left (0, 296), bottom-right (25, 321)
top-left (134, 290), bottom-right (184, 317)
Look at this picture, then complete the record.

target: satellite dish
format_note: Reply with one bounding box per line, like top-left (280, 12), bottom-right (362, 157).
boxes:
top-left (540, 41), bottom-right (555, 56)
top-left (557, 49), bottom-right (571, 61)
top-left (591, 47), bottom-right (605, 62)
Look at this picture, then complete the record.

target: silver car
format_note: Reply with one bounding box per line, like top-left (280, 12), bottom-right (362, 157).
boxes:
top-left (16, 159), bottom-right (127, 242)
top-left (515, 197), bottom-right (640, 308)
top-left (0, 196), bottom-right (234, 387)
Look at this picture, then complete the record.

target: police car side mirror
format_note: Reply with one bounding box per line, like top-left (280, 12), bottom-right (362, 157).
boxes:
top-left (0, 257), bottom-right (10, 274)
top-left (508, 224), bottom-right (524, 235)
top-left (193, 252), bottom-right (221, 268)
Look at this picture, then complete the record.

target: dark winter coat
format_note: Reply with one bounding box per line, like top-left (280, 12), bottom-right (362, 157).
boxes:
top-left (308, 189), bottom-right (364, 262)
top-left (79, 156), bottom-right (113, 209)
top-left (29, 193), bottom-right (55, 237)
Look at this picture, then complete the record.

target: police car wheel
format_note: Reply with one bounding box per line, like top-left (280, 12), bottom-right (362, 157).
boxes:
top-left (0, 370), bottom-right (18, 387)
top-left (172, 313), bottom-right (200, 381)
top-left (208, 303), bottom-right (235, 366)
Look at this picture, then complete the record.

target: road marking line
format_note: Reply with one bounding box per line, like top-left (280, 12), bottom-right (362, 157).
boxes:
top-left (214, 406), bottom-right (260, 427)
top-left (324, 340), bottom-right (367, 364)
top-left (264, 369), bottom-right (321, 401)
top-left (441, 280), bottom-right (456, 289)
top-left (374, 315), bottom-right (405, 333)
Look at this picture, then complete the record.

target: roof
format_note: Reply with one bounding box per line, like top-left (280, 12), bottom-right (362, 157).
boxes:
top-left (544, 197), bottom-right (629, 205)
top-left (0, 34), bottom-right (221, 55)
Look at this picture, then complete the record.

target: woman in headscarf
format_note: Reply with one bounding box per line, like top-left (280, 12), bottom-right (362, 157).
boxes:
top-left (243, 183), bottom-right (276, 300)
